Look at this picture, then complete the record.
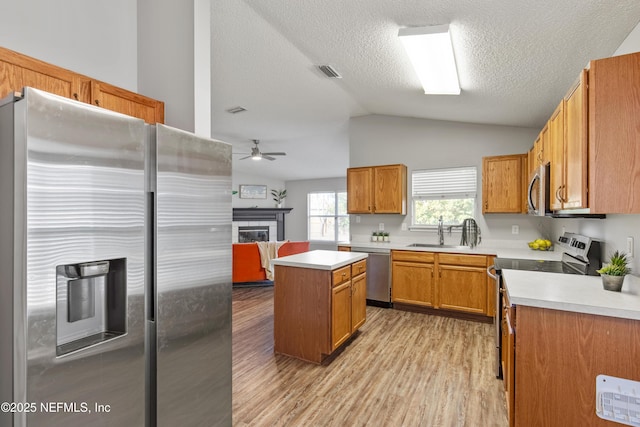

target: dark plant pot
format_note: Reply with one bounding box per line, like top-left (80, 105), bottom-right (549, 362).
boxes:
top-left (601, 274), bottom-right (625, 292)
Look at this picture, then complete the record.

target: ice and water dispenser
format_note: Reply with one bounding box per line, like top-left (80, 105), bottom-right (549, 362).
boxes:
top-left (56, 258), bottom-right (127, 355)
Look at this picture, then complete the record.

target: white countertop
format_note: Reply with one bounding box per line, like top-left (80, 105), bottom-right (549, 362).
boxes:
top-left (340, 240), bottom-right (562, 260)
top-left (272, 250), bottom-right (368, 271)
top-left (503, 269), bottom-right (640, 320)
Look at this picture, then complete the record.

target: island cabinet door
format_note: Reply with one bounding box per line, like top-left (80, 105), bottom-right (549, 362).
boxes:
top-left (351, 272), bottom-right (366, 331)
top-left (332, 281), bottom-right (352, 351)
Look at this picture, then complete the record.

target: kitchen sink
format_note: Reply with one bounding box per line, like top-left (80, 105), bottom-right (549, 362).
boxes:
top-left (407, 243), bottom-right (470, 249)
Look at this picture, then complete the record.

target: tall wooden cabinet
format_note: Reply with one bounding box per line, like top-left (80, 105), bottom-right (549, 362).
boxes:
top-left (562, 70), bottom-right (588, 209)
top-left (548, 101), bottom-right (565, 211)
top-left (0, 46), bottom-right (164, 124)
top-left (588, 52), bottom-right (640, 213)
top-left (482, 154), bottom-right (527, 214)
top-left (347, 164), bottom-right (407, 214)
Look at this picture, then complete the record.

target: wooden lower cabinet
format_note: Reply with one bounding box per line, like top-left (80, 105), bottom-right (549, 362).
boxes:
top-left (511, 304), bottom-right (640, 426)
top-left (274, 258), bottom-right (367, 364)
top-left (391, 250), bottom-right (491, 317)
top-left (351, 271), bottom-right (367, 331)
top-left (502, 293), bottom-right (515, 427)
top-left (331, 281), bottom-right (352, 350)
top-left (391, 251), bottom-right (435, 307)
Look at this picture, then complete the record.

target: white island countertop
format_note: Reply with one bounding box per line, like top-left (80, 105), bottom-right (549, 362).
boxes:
top-left (503, 269), bottom-right (640, 320)
top-left (272, 250), bottom-right (368, 271)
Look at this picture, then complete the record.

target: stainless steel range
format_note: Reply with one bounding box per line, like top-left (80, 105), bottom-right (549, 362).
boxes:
top-left (488, 232), bottom-right (603, 378)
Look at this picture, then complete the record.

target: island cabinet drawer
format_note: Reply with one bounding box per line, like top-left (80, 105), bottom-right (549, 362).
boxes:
top-left (332, 266), bottom-right (351, 286)
top-left (438, 253), bottom-right (486, 267)
top-left (392, 250), bottom-right (435, 263)
top-left (352, 259), bottom-right (367, 277)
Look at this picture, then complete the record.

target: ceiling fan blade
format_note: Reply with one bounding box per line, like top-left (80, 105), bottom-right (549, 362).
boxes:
top-left (262, 155), bottom-right (277, 161)
top-left (239, 155), bottom-right (252, 160)
top-left (261, 152), bottom-right (286, 156)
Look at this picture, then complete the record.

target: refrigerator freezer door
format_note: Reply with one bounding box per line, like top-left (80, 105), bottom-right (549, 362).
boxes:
top-left (14, 88), bottom-right (146, 426)
top-left (153, 124), bottom-right (232, 426)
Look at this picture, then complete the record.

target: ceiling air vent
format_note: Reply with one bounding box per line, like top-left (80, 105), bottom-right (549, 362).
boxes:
top-left (226, 106), bottom-right (247, 114)
top-left (318, 65), bottom-right (342, 79)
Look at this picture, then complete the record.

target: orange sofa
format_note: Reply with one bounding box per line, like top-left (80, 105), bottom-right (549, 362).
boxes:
top-left (232, 241), bottom-right (310, 283)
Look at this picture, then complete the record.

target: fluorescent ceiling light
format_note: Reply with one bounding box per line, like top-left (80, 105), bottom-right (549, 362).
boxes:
top-left (398, 24), bottom-right (461, 95)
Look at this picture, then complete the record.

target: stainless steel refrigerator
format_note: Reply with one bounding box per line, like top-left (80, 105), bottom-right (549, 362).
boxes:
top-left (0, 88), bottom-right (232, 426)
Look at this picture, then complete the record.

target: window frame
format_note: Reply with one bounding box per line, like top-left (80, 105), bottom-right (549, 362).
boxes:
top-left (410, 166), bottom-right (478, 229)
top-left (307, 191), bottom-right (349, 242)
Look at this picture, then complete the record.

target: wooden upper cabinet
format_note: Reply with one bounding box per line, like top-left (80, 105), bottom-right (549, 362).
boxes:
top-left (0, 46), bottom-right (88, 101)
top-left (347, 167), bottom-right (373, 213)
top-left (90, 80), bottom-right (164, 124)
top-left (0, 46), bottom-right (164, 124)
top-left (372, 164), bottom-right (407, 214)
top-left (588, 52), bottom-right (640, 213)
top-left (347, 164), bottom-right (407, 214)
top-left (482, 154), bottom-right (526, 214)
top-left (563, 70), bottom-right (588, 209)
top-left (549, 101), bottom-right (565, 211)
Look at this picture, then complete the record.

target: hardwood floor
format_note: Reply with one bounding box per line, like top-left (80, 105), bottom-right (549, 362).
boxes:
top-left (233, 286), bottom-right (508, 426)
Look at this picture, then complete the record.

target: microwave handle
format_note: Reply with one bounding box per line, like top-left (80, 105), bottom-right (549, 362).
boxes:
top-left (527, 172), bottom-right (540, 212)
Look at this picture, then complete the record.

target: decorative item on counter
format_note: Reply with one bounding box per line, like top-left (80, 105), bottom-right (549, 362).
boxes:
top-left (382, 232), bottom-right (390, 242)
top-left (271, 189), bottom-right (287, 208)
top-left (528, 238), bottom-right (553, 251)
top-left (371, 231), bottom-right (379, 242)
top-left (597, 250), bottom-right (631, 292)
top-left (460, 218), bottom-right (481, 248)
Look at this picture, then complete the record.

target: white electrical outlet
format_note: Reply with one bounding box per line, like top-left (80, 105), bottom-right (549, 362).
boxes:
top-left (512, 225), bottom-right (519, 235)
top-left (379, 223), bottom-right (384, 231)
top-left (627, 237), bottom-right (634, 257)
top-left (355, 215), bottom-right (361, 223)
top-left (401, 223), bottom-right (408, 231)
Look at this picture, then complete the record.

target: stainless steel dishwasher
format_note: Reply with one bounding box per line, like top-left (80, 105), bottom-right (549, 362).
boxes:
top-left (351, 247), bottom-right (391, 308)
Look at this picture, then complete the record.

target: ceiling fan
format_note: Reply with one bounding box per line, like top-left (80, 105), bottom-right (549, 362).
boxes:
top-left (237, 139), bottom-right (287, 161)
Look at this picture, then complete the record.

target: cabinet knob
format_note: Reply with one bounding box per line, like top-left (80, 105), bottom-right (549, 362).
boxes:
top-left (73, 93), bottom-right (79, 100)
top-left (95, 99), bottom-right (100, 106)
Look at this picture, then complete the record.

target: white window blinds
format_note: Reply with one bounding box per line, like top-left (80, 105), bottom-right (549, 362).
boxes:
top-left (412, 166), bottom-right (477, 200)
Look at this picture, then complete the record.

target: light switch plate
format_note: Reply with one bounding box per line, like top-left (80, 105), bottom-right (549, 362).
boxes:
top-left (627, 237), bottom-right (634, 257)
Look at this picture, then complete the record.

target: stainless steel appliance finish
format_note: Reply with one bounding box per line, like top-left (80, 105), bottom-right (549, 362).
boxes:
top-left (0, 88), bottom-right (146, 426)
top-left (150, 124), bottom-right (232, 426)
top-left (527, 163), bottom-right (551, 216)
top-left (489, 232), bottom-right (603, 379)
top-left (351, 247), bottom-right (391, 307)
top-left (0, 88), bottom-right (232, 427)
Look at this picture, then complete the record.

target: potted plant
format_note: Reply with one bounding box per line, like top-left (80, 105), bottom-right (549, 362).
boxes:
top-left (597, 250), bottom-right (631, 292)
top-left (271, 189), bottom-right (287, 208)
top-left (382, 231), bottom-right (390, 242)
top-left (371, 231), bottom-right (379, 242)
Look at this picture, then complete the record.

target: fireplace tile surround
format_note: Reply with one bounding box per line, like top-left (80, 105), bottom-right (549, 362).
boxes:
top-left (232, 208), bottom-right (293, 243)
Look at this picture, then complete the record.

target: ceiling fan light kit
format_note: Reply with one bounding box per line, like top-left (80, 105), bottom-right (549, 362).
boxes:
top-left (238, 140), bottom-right (287, 161)
top-left (398, 24), bottom-right (461, 95)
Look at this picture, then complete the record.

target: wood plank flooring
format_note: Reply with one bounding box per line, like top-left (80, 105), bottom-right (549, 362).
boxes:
top-left (233, 286), bottom-right (508, 426)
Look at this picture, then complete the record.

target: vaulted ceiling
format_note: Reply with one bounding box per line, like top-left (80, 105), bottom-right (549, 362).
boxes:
top-left (211, 1), bottom-right (640, 181)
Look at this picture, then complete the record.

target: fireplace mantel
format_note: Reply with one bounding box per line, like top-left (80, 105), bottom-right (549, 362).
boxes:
top-left (232, 208), bottom-right (293, 241)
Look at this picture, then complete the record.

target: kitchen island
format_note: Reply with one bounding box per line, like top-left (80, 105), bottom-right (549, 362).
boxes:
top-left (272, 250), bottom-right (368, 364)
top-left (502, 270), bottom-right (640, 426)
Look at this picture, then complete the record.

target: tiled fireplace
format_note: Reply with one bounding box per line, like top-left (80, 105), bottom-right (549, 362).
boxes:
top-left (232, 208), bottom-right (293, 244)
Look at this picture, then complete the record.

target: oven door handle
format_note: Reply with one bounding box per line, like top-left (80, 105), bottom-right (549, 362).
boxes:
top-left (486, 264), bottom-right (497, 280)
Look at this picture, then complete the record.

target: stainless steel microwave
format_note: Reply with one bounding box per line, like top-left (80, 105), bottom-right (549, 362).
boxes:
top-left (527, 163), bottom-right (551, 216)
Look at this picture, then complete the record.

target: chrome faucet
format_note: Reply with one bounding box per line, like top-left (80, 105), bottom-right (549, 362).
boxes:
top-left (438, 216), bottom-right (444, 245)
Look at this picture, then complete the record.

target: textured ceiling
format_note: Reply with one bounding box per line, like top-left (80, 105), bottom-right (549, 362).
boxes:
top-left (211, 0), bottom-right (640, 181)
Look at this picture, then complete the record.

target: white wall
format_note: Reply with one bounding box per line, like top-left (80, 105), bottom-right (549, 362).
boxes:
top-left (284, 177), bottom-right (346, 250)
top-left (232, 171), bottom-right (285, 209)
top-left (0, 0), bottom-right (138, 91)
top-left (349, 114), bottom-right (541, 245)
top-left (137, 0), bottom-right (196, 131)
